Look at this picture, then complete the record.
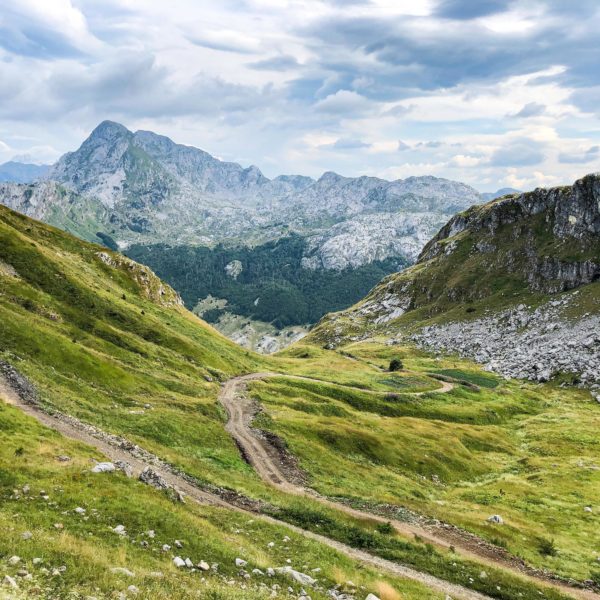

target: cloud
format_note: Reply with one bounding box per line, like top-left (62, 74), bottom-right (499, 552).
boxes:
top-left (0, 0), bottom-right (100, 58)
top-left (247, 55), bottom-right (299, 71)
top-left (186, 29), bottom-right (261, 54)
top-left (434, 0), bottom-right (514, 20)
top-left (397, 140), bottom-right (410, 151)
top-left (489, 139), bottom-right (546, 167)
top-left (510, 102), bottom-right (546, 118)
top-left (321, 137), bottom-right (371, 151)
top-left (314, 90), bottom-right (372, 114)
top-left (558, 145), bottom-right (599, 164)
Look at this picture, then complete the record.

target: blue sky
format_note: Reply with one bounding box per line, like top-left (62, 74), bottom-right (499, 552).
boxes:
top-left (0, 0), bottom-right (599, 191)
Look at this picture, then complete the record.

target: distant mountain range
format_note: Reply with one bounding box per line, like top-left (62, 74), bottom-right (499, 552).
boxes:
top-left (0, 161), bottom-right (49, 183)
top-left (0, 120), bottom-right (491, 350)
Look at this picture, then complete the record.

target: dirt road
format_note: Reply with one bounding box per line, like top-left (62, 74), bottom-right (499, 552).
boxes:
top-left (218, 372), bottom-right (599, 600)
top-left (1, 373), bottom-right (492, 600)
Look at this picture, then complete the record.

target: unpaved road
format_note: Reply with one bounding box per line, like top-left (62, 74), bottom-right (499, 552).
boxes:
top-left (219, 372), bottom-right (599, 600)
top-left (1, 374), bottom-right (492, 600)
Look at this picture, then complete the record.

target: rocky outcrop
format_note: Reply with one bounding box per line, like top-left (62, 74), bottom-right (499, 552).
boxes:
top-left (411, 293), bottom-right (600, 387)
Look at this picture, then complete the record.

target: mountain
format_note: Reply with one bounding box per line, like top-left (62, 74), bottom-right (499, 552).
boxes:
top-left (0, 121), bottom-right (483, 351)
top-left (480, 187), bottom-right (521, 201)
top-left (312, 173), bottom-right (600, 386)
top-left (0, 160), bottom-right (50, 183)
top-left (2, 204), bottom-right (600, 600)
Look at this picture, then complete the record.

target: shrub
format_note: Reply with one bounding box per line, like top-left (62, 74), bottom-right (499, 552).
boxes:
top-left (389, 358), bottom-right (403, 372)
top-left (538, 537), bottom-right (557, 556)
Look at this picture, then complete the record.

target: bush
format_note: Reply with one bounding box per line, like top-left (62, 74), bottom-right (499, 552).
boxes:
top-left (389, 358), bottom-right (403, 372)
top-left (538, 537), bottom-right (557, 556)
top-left (376, 521), bottom-right (394, 535)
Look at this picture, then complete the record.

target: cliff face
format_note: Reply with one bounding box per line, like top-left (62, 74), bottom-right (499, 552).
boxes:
top-left (311, 174), bottom-right (600, 386)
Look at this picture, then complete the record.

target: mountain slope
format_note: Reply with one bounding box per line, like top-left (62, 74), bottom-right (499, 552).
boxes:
top-left (311, 174), bottom-right (600, 385)
top-left (2, 205), bottom-right (599, 599)
top-left (0, 121), bottom-right (484, 350)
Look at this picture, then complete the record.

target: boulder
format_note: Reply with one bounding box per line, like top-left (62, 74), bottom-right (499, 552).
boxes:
top-left (91, 462), bottom-right (116, 473)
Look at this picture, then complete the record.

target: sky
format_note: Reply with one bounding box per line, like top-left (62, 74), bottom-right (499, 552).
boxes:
top-left (0, 1), bottom-right (599, 191)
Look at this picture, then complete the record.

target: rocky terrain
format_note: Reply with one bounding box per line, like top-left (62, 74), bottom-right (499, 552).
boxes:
top-left (313, 173), bottom-right (600, 387)
top-left (0, 121), bottom-right (482, 270)
top-left (410, 292), bottom-right (600, 388)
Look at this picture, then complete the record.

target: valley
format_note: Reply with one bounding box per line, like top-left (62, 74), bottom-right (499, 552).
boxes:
top-left (1, 196), bottom-right (599, 599)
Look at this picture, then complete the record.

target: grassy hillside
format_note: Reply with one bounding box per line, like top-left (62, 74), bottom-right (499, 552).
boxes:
top-left (1, 204), bottom-right (597, 599)
top-left (253, 342), bottom-right (600, 583)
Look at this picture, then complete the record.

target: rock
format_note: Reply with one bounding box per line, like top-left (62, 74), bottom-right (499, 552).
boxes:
top-left (57, 455), bottom-right (71, 462)
top-left (74, 507), bottom-right (86, 515)
top-left (275, 567), bottom-right (316, 587)
top-left (184, 558), bottom-right (193, 568)
top-left (22, 484), bottom-right (30, 494)
top-left (162, 544), bottom-right (171, 552)
top-left (487, 515), bottom-right (503, 524)
top-left (21, 531), bottom-right (32, 540)
top-left (174, 540), bottom-right (183, 548)
top-left (91, 462), bottom-right (116, 473)
top-left (32, 558), bottom-right (43, 566)
top-left (365, 595), bottom-right (381, 600)
top-left (115, 460), bottom-right (133, 478)
top-left (8, 556), bottom-right (21, 565)
top-left (127, 585), bottom-right (139, 595)
top-left (266, 568), bottom-right (275, 577)
top-left (113, 525), bottom-right (127, 536)
top-left (197, 561), bottom-right (210, 571)
top-left (173, 557), bottom-right (186, 568)
top-left (139, 467), bottom-right (169, 490)
top-left (145, 530), bottom-right (155, 538)
top-left (235, 558), bottom-right (248, 568)
top-left (252, 568), bottom-right (265, 576)
top-left (584, 506), bottom-right (593, 512)
top-left (110, 567), bottom-right (135, 577)
top-left (2, 575), bottom-right (18, 589)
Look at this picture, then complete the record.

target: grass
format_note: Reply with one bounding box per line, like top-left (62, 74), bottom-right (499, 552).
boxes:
top-left (252, 341), bottom-right (600, 583)
top-left (0, 204), bottom-right (596, 599)
top-left (0, 400), bottom-right (438, 600)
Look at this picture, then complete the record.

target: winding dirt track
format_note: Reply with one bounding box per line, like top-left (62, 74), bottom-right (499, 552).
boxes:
top-left (219, 372), bottom-right (600, 600)
top-left (1, 375), bottom-right (491, 600)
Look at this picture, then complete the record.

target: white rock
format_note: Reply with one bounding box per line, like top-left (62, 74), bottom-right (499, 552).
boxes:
top-left (162, 544), bottom-right (171, 552)
top-left (197, 561), bottom-right (210, 571)
top-left (173, 557), bottom-right (186, 568)
top-left (75, 507), bottom-right (86, 515)
top-left (275, 567), bottom-right (316, 587)
top-left (584, 506), bottom-right (593, 513)
top-left (113, 525), bottom-right (127, 535)
top-left (127, 585), bottom-right (139, 595)
top-left (366, 595), bottom-right (381, 600)
top-left (91, 462), bottom-right (115, 473)
top-left (8, 556), bottom-right (21, 565)
top-left (487, 515), bottom-right (503, 524)
top-left (184, 558), bottom-right (193, 568)
top-left (2, 575), bottom-right (18, 589)
top-left (235, 558), bottom-right (248, 567)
